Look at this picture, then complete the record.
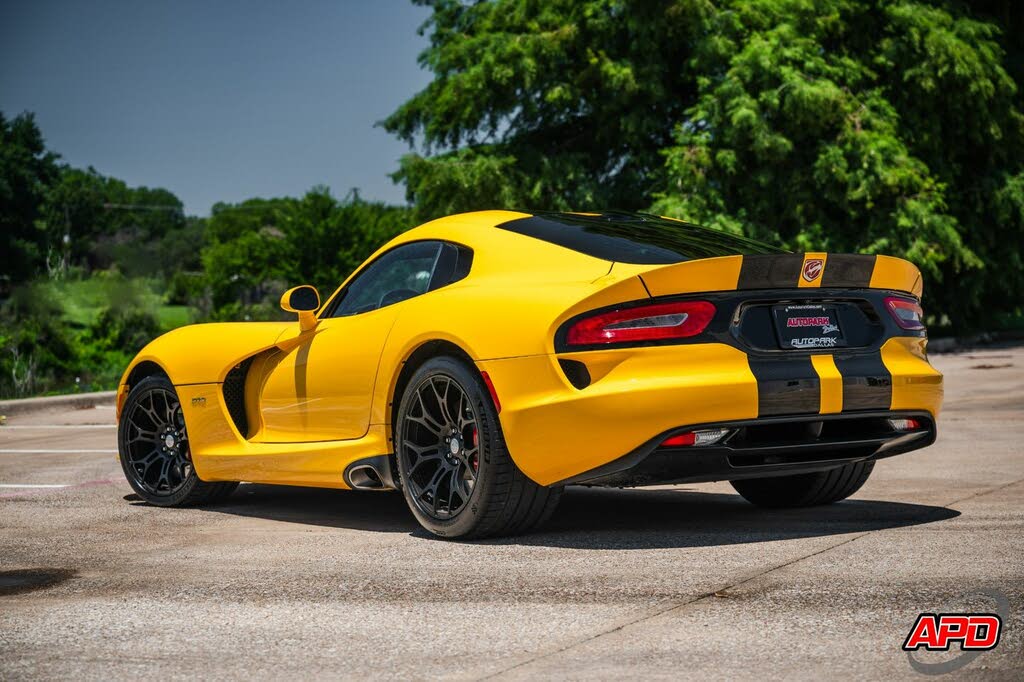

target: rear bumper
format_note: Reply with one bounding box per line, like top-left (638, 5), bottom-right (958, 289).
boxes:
top-left (556, 411), bottom-right (936, 487)
top-left (477, 336), bottom-right (942, 486)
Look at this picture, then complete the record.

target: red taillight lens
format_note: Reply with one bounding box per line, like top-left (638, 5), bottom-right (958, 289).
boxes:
top-left (566, 301), bottom-right (716, 347)
top-left (885, 296), bottom-right (925, 331)
top-left (661, 432), bottom-right (697, 447)
top-left (889, 418), bottom-right (922, 431)
top-left (660, 428), bottom-right (730, 448)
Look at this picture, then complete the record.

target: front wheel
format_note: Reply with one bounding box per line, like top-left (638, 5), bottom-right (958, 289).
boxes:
top-left (730, 460), bottom-right (875, 508)
top-left (118, 375), bottom-right (237, 507)
top-left (394, 356), bottom-right (561, 539)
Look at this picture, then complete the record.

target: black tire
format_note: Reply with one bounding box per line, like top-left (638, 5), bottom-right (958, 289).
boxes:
top-left (394, 356), bottom-right (561, 539)
top-left (730, 460), bottom-right (875, 508)
top-left (118, 375), bottom-right (238, 507)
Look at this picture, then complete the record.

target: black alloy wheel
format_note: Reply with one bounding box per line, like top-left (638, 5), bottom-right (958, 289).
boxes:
top-left (400, 373), bottom-right (480, 520)
top-left (122, 384), bottom-right (192, 496)
top-left (118, 375), bottom-right (237, 507)
top-left (394, 356), bottom-right (562, 539)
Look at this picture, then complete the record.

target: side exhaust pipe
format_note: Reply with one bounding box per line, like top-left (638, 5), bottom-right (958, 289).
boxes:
top-left (344, 455), bottom-right (397, 491)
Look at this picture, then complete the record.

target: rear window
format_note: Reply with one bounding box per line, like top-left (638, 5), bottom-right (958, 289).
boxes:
top-left (496, 212), bottom-right (785, 264)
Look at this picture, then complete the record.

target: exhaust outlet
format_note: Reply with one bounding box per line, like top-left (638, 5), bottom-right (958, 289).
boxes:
top-left (348, 465), bottom-right (384, 489)
top-left (344, 456), bottom-right (397, 491)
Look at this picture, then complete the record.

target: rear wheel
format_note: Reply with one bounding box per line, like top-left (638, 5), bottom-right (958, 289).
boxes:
top-left (730, 460), bottom-right (874, 508)
top-left (118, 375), bottom-right (237, 507)
top-left (394, 356), bottom-right (561, 539)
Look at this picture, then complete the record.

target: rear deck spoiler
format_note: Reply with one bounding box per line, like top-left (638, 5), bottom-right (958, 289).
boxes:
top-left (637, 253), bottom-right (923, 299)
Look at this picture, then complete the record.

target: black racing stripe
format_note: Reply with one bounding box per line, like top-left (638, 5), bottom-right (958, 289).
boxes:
top-left (834, 352), bottom-right (892, 410)
top-left (748, 356), bottom-right (820, 416)
top-left (737, 254), bottom-right (805, 289)
top-left (821, 254), bottom-right (876, 288)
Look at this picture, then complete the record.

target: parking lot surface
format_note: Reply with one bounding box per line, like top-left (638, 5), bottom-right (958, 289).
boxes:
top-left (1, 346), bottom-right (1022, 679)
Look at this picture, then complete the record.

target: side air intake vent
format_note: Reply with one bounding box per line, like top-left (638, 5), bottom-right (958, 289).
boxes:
top-left (558, 359), bottom-right (591, 389)
top-left (222, 358), bottom-right (254, 438)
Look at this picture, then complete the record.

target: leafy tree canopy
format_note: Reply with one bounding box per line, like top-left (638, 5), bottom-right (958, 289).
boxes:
top-left (385, 0), bottom-right (1024, 327)
top-left (201, 188), bottom-right (412, 319)
top-left (0, 112), bottom-right (60, 285)
top-left (42, 166), bottom-right (187, 275)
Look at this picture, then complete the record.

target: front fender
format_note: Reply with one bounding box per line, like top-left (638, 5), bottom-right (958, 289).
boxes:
top-left (118, 321), bottom-right (292, 388)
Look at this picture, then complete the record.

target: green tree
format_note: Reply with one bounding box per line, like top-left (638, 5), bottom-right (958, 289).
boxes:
top-left (653, 0), bottom-right (1022, 327)
top-left (200, 189), bottom-right (411, 320)
top-left (42, 166), bottom-right (186, 276)
top-left (280, 187), bottom-right (414, 293)
top-left (386, 0), bottom-right (1024, 328)
top-left (0, 112), bottom-right (60, 286)
top-left (384, 0), bottom-right (702, 217)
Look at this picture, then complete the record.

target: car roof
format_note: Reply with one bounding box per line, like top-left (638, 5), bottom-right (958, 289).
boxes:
top-left (493, 211), bottom-right (785, 264)
top-left (398, 210), bottom-right (783, 266)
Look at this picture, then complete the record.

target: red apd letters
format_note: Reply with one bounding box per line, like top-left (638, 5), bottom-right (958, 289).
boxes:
top-left (902, 614), bottom-right (1002, 651)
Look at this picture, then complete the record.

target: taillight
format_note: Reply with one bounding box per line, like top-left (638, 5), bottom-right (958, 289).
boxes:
top-left (660, 428), bottom-right (730, 448)
top-left (885, 296), bottom-right (925, 331)
top-left (566, 301), bottom-right (716, 347)
top-left (889, 418), bottom-right (922, 431)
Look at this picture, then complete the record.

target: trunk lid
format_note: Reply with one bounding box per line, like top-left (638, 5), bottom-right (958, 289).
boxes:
top-left (631, 253), bottom-right (923, 299)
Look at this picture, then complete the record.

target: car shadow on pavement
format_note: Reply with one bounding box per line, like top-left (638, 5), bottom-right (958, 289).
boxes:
top-left (155, 484), bottom-right (418, 534)
top-left (497, 486), bottom-right (961, 550)
top-left (189, 483), bottom-right (959, 549)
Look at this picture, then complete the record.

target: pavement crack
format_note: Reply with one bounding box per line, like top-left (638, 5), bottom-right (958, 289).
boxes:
top-left (942, 476), bottom-right (1024, 508)
top-left (481, 531), bottom-right (871, 680)
top-left (481, 476), bottom-right (1024, 680)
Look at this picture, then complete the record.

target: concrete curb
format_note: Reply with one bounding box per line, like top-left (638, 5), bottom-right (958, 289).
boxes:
top-left (0, 391), bottom-right (116, 417)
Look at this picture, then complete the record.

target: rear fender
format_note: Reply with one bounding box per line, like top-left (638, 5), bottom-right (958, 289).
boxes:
top-left (371, 270), bottom-right (652, 431)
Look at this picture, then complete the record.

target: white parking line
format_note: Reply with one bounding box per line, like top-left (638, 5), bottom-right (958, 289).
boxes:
top-left (0, 425), bottom-right (116, 429)
top-left (0, 449), bottom-right (118, 454)
top-left (0, 484), bottom-right (70, 488)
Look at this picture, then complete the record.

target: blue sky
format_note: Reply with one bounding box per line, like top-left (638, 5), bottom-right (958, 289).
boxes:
top-left (0, 0), bottom-right (432, 215)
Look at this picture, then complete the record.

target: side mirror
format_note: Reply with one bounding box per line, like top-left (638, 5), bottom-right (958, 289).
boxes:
top-left (280, 285), bottom-right (320, 332)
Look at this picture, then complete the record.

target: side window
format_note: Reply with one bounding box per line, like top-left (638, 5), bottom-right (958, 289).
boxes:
top-left (331, 242), bottom-right (441, 317)
top-left (428, 242), bottom-right (474, 290)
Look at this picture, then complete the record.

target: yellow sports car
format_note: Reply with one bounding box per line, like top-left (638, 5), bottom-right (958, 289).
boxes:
top-left (116, 210), bottom-right (943, 538)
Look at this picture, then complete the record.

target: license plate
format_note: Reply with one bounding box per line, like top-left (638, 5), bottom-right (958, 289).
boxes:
top-left (772, 304), bottom-right (847, 350)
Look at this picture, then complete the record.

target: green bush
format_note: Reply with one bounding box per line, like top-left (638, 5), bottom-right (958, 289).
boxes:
top-left (0, 277), bottom-right (166, 397)
top-left (0, 283), bottom-right (78, 397)
top-left (165, 271), bottom-right (205, 306)
top-left (76, 304), bottom-right (161, 389)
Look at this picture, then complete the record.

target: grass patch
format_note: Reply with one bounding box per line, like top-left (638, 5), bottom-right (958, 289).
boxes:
top-left (157, 305), bottom-right (192, 330)
top-left (52, 277), bottom-right (192, 333)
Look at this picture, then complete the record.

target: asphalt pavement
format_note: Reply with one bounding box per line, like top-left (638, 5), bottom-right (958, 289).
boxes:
top-left (1, 346), bottom-right (1022, 680)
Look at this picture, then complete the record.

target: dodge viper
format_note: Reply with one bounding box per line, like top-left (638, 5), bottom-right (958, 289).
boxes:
top-left (116, 210), bottom-right (943, 538)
